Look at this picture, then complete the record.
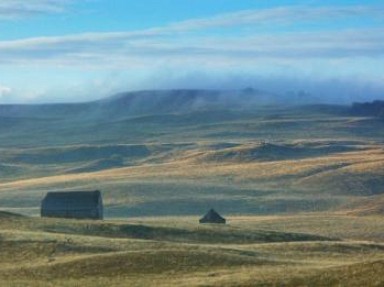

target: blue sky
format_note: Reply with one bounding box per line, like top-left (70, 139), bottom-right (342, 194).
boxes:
top-left (0, 0), bottom-right (383, 103)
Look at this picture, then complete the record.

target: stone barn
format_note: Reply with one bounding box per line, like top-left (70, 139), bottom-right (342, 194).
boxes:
top-left (199, 208), bottom-right (226, 224)
top-left (41, 190), bottom-right (103, 220)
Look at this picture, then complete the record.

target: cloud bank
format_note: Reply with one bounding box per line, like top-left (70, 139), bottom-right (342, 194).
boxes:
top-left (169, 5), bottom-right (384, 31)
top-left (0, 85), bottom-right (12, 102)
top-left (1, 4), bottom-right (384, 103)
top-left (0, 0), bottom-right (76, 19)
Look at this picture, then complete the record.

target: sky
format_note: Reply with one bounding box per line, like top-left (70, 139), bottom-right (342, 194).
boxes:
top-left (0, 0), bottom-right (383, 103)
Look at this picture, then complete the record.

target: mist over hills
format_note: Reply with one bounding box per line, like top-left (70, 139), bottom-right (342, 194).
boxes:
top-left (0, 87), bottom-right (336, 118)
top-left (0, 88), bottom-right (311, 147)
top-left (0, 88), bottom-right (279, 118)
top-left (0, 88), bottom-right (376, 149)
top-left (1, 88), bottom-right (384, 218)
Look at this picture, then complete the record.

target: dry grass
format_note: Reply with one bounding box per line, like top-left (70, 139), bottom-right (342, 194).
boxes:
top-left (1, 106), bottom-right (384, 285)
top-left (0, 214), bottom-right (384, 286)
top-left (0, 143), bottom-right (383, 217)
top-left (2, 146), bottom-right (383, 186)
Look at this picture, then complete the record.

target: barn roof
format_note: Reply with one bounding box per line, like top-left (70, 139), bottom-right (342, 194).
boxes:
top-left (199, 208), bottom-right (226, 223)
top-left (42, 190), bottom-right (101, 210)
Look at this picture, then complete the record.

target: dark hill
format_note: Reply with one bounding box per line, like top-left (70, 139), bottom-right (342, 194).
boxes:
top-left (0, 89), bottom-right (283, 147)
top-left (95, 88), bottom-right (279, 118)
top-left (0, 88), bottom-right (350, 123)
top-left (351, 100), bottom-right (384, 118)
top-left (0, 89), bottom-right (355, 148)
top-left (0, 89), bottom-right (275, 120)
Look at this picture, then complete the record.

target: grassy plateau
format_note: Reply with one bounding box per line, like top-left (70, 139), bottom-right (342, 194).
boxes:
top-left (0, 90), bottom-right (383, 286)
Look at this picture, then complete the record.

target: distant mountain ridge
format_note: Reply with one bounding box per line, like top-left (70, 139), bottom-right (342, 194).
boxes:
top-left (351, 100), bottom-right (384, 118)
top-left (0, 88), bottom-right (362, 148)
top-left (1, 88), bottom-right (361, 121)
top-left (0, 88), bottom-right (279, 148)
top-left (99, 88), bottom-right (279, 114)
top-left (0, 88), bottom-right (281, 119)
top-left (1, 90), bottom-right (384, 217)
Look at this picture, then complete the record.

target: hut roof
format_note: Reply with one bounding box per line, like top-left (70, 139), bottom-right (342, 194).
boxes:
top-left (199, 208), bottom-right (226, 224)
top-left (42, 190), bottom-right (101, 211)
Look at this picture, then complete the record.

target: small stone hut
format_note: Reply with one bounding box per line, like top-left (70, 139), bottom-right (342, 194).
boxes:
top-left (41, 190), bottom-right (103, 220)
top-left (199, 208), bottom-right (226, 224)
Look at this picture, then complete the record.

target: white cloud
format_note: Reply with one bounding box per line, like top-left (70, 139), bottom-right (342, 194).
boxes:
top-left (0, 27), bottom-right (383, 70)
top-left (0, 4), bottom-right (384, 68)
top-left (167, 5), bottom-right (384, 31)
top-left (0, 5), bottom-right (383, 68)
top-left (0, 85), bottom-right (12, 99)
top-left (1, 4), bottom-right (384, 103)
top-left (0, 0), bottom-right (75, 19)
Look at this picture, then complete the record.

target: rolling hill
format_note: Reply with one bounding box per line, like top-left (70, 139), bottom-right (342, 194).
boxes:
top-left (0, 89), bottom-right (383, 217)
top-left (1, 89), bottom-right (384, 286)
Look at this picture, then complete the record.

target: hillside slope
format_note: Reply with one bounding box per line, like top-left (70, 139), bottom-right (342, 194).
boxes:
top-left (0, 89), bottom-right (383, 217)
top-left (0, 215), bottom-right (384, 286)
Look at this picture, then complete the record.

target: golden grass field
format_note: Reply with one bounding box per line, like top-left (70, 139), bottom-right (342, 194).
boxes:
top-left (1, 104), bottom-right (384, 285)
top-left (1, 212), bottom-right (384, 286)
top-left (1, 139), bottom-right (383, 217)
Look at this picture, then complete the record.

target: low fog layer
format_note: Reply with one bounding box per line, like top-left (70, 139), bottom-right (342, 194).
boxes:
top-left (1, 4), bottom-right (383, 105)
top-left (1, 74), bottom-right (383, 105)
